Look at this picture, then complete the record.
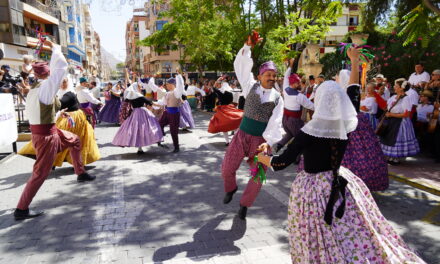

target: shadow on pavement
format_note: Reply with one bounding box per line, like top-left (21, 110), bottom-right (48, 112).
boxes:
top-left (152, 214), bottom-right (246, 262)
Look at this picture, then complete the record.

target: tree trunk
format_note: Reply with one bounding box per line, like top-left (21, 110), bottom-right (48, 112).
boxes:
top-left (422, 0), bottom-right (440, 15)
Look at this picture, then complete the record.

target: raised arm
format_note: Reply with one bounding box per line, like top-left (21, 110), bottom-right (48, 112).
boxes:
top-left (148, 77), bottom-right (159, 92)
top-left (347, 47), bottom-right (360, 86)
top-left (174, 74), bottom-right (184, 99)
top-left (233, 44), bottom-right (256, 98)
top-left (38, 42), bottom-right (68, 105)
top-left (283, 59), bottom-right (294, 90)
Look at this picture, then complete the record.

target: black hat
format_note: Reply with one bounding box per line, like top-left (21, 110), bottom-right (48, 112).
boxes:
top-left (309, 75), bottom-right (315, 80)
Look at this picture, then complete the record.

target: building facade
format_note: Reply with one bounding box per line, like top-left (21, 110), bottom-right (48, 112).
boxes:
top-left (125, 8), bottom-right (146, 74)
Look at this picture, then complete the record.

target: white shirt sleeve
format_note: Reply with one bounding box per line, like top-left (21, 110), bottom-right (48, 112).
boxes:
top-left (195, 86), bottom-right (206, 96)
top-left (298, 93), bottom-right (314, 110)
top-left (233, 44), bottom-right (257, 98)
top-left (38, 45), bottom-right (68, 105)
top-left (81, 89), bottom-right (101, 104)
top-left (262, 97), bottom-right (285, 147)
top-left (174, 74), bottom-right (184, 99)
top-left (283, 67), bottom-right (291, 90)
top-left (402, 96), bottom-right (413, 112)
top-left (148, 77), bottom-right (159, 92)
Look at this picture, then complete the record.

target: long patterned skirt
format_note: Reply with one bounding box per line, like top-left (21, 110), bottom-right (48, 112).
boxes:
top-left (381, 118), bottom-right (420, 158)
top-left (288, 167), bottom-right (426, 264)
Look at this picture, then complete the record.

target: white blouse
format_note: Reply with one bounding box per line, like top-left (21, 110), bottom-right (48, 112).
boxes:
top-left (360, 97), bottom-right (378, 114)
top-left (387, 95), bottom-right (412, 114)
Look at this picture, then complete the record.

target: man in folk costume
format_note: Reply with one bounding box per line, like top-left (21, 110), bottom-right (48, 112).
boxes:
top-left (274, 58), bottom-right (314, 152)
top-left (14, 40), bottom-right (95, 221)
top-left (76, 77), bottom-right (102, 128)
top-left (158, 71), bottom-right (185, 153)
top-left (186, 79), bottom-right (206, 110)
top-left (89, 81), bottom-right (102, 122)
top-left (222, 35), bottom-right (284, 220)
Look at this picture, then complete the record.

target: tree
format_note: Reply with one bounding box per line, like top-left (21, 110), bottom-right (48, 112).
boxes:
top-left (138, 0), bottom-right (245, 74)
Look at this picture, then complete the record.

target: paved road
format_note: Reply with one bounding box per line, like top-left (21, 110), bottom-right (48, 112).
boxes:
top-left (0, 111), bottom-right (439, 264)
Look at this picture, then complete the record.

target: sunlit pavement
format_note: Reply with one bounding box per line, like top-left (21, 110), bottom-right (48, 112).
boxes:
top-left (0, 111), bottom-right (439, 264)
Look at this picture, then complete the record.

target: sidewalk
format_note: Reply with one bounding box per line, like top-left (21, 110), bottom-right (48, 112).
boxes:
top-left (388, 155), bottom-right (440, 196)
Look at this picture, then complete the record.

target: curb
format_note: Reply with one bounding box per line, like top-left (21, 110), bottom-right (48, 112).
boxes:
top-left (389, 172), bottom-right (440, 197)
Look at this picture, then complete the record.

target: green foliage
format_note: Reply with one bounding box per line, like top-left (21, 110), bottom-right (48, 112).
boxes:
top-left (399, 3), bottom-right (440, 48)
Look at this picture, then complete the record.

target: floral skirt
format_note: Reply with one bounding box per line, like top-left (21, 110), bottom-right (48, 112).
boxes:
top-left (288, 167), bottom-right (426, 264)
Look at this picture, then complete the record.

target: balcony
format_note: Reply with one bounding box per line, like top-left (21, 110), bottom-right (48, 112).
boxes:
top-left (21, 0), bottom-right (61, 22)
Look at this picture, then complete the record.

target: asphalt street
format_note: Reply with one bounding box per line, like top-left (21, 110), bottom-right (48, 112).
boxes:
top-left (0, 111), bottom-right (439, 264)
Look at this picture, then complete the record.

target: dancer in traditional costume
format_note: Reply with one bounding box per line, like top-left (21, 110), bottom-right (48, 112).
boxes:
top-left (360, 82), bottom-right (379, 130)
top-left (274, 59), bottom-right (314, 152)
top-left (222, 35), bottom-right (284, 220)
top-left (147, 76), bottom-right (166, 118)
top-left (337, 48), bottom-right (388, 191)
top-left (19, 78), bottom-right (101, 167)
top-left (179, 93), bottom-right (196, 130)
top-left (257, 80), bottom-right (426, 264)
top-left (14, 40), bottom-right (95, 221)
top-left (89, 81), bottom-right (102, 122)
top-left (76, 77), bottom-right (102, 128)
top-left (208, 78), bottom-right (244, 145)
top-left (186, 79), bottom-right (205, 110)
top-left (158, 72), bottom-right (185, 153)
top-left (98, 82), bottom-right (122, 124)
top-left (380, 78), bottom-right (420, 165)
top-left (112, 89), bottom-right (163, 154)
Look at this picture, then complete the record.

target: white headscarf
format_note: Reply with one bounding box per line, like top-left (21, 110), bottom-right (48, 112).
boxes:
top-left (337, 69), bottom-right (350, 91)
top-left (301, 81), bottom-right (358, 140)
top-left (57, 77), bottom-right (75, 98)
top-left (219, 82), bottom-right (232, 94)
top-left (124, 89), bottom-right (143, 100)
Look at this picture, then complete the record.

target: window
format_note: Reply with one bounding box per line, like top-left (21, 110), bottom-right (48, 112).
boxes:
top-left (156, 20), bottom-right (167, 31)
top-left (69, 27), bottom-right (75, 43)
top-left (78, 32), bottom-right (82, 43)
top-left (67, 6), bottom-right (73, 21)
top-left (134, 22), bottom-right (139, 32)
top-left (349, 16), bottom-right (359, 26)
top-left (0, 23), bottom-right (10, 32)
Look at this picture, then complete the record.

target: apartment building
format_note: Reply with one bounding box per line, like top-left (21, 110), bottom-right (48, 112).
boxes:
top-left (0, 0), bottom-right (64, 71)
top-left (320, 3), bottom-right (362, 54)
top-left (142, 0), bottom-right (183, 77)
top-left (125, 8), bottom-right (147, 74)
top-left (64, 0), bottom-right (86, 70)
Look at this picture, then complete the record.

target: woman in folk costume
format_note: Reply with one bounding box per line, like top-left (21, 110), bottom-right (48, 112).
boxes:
top-left (112, 89), bottom-right (163, 155)
top-left (186, 79), bottom-right (205, 110)
top-left (257, 80), bottom-right (426, 264)
top-left (76, 77), bottom-right (102, 128)
top-left (99, 81), bottom-right (122, 124)
top-left (208, 77), bottom-right (244, 145)
top-left (14, 40), bottom-right (94, 221)
top-left (274, 58), bottom-right (314, 152)
top-left (222, 34), bottom-right (284, 220)
top-left (147, 76), bottom-right (166, 118)
top-left (19, 78), bottom-right (101, 167)
top-left (119, 72), bottom-right (135, 124)
top-left (379, 78), bottom-right (420, 165)
top-left (336, 48), bottom-right (388, 192)
top-left (360, 82), bottom-right (379, 130)
top-left (179, 91), bottom-right (196, 130)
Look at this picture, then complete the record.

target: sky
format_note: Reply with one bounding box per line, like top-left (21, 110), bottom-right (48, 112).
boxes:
top-left (89, 0), bottom-right (145, 61)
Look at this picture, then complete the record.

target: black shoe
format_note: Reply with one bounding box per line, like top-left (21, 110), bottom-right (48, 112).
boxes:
top-left (225, 143), bottom-right (229, 146)
top-left (387, 160), bottom-right (400, 165)
top-left (238, 205), bottom-right (247, 220)
top-left (172, 147), bottom-right (180, 153)
top-left (137, 150), bottom-right (144, 155)
top-left (157, 142), bottom-right (169, 149)
top-left (77, 173), bottom-right (96, 182)
top-left (14, 208), bottom-right (44, 221)
top-left (223, 187), bottom-right (238, 204)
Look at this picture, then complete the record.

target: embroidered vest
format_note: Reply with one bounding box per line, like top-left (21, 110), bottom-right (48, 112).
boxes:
top-left (26, 81), bottom-right (61, 125)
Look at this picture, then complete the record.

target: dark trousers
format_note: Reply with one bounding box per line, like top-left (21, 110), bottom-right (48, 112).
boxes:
top-left (159, 111), bottom-right (180, 149)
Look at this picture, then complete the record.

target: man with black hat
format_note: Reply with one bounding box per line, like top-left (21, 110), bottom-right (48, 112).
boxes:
top-left (158, 71), bottom-right (185, 153)
top-left (76, 77), bottom-right (102, 128)
top-left (14, 39), bottom-right (95, 221)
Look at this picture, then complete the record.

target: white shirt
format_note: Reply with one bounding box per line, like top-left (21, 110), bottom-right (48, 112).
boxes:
top-left (234, 44), bottom-right (284, 146)
top-left (76, 86), bottom-right (101, 104)
top-left (405, 88), bottom-right (419, 106)
top-left (157, 74), bottom-right (184, 106)
top-left (387, 95), bottom-right (412, 114)
top-left (416, 104), bottom-right (434, 122)
top-left (360, 97), bottom-right (378, 114)
top-left (282, 67), bottom-right (314, 111)
top-left (37, 45), bottom-right (68, 105)
top-left (148, 77), bottom-right (167, 100)
top-left (91, 86), bottom-right (100, 99)
top-left (408, 71), bottom-right (430, 86)
top-left (186, 85), bottom-right (206, 96)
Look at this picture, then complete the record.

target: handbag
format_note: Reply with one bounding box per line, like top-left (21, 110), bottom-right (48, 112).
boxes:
top-left (375, 96), bottom-right (402, 137)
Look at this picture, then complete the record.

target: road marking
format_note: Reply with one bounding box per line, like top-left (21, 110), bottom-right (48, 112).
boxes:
top-left (421, 204), bottom-right (440, 226)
